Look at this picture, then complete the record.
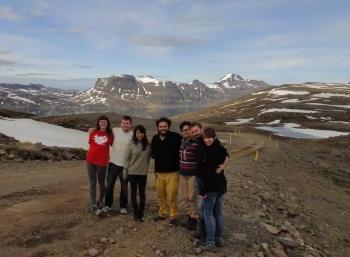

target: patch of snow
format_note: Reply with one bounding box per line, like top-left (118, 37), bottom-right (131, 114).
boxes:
top-left (305, 115), bottom-right (318, 120)
top-left (306, 103), bottom-right (350, 109)
top-left (136, 76), bottom-right (159, 84)
top-left (225, 118), bottom-right (254, 125)
top-left (256, 123), bottom-right (349, 139)
top-left (268, 88), bottom-right (310, 96)
top-left (219, 98), bottom-right (256, 109)
top-left (206, 83), bottom-right (218, 88)
top-left (261, 98), bottom-right (288, 102)
top-left (141, 86), bottom-right (152, 95)
top-left (259, 108), bottom-right (318, 115)
top-left (267, 119), bottom-right (281, 125)
top-left (252, 91), bottom-right (268, 95)
top-left (328, 121), bottom-right (350, 125)
top-left (281, 99), bottom-right (300, 103)
top-left (220, 73), bottom-right (234, 81)
top-left (0, 118), bottom-right (88, 149)
top-left (7, 94), bottom-right (36, 104)
top-left (312, 93), bottom-right (350, 98)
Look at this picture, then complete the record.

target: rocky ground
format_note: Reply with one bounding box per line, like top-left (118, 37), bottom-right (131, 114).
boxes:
top-left (0, 132), bottom-right (349, 257)
top-left (0, 133), bottom-right (86, 162)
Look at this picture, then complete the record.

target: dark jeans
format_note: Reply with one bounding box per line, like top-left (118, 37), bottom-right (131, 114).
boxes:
top-left (105, 163), bottom-right (128, 208)
top-left (128, 175), bottom-right (147, 217)
top-left (87, 162), bottom-right (107, 207)
top-left (199, 192), bottom-right (224, 244)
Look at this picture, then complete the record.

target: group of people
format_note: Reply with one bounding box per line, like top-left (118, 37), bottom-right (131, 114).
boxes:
top-left (86, 115), bottom-right (229, 250)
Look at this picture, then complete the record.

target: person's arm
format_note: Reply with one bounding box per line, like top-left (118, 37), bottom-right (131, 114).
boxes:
top-left (109, 133), bottom-right (114, 146)
top-left (195, 140), bottom-right (206, 174)
top-left (216, 156), bottom-right (229, 174)
top-left (150, 136), bottom-right (156, 159)
top-left (216, 147), bottom-right (229, 174)
top-left (88, 131), bottom-right (93, 144)
top-left (123, 142), bottom-right (132, 177)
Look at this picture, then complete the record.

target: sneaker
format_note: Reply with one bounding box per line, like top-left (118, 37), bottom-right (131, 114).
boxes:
top-left (186, 217), bottom-right (198, 231)
top-left (215, 238), bottom-right (224, 248)
top-left (120, 208), bottom-right (128, 214)
top-left (101, 206), bottom-right (112, 213)
top-left (153, 215), bottom-right (167, 222)
top-left (169, 218), bottom-right (177, 226)
top-left (94, 208), bottom-right (102, 216)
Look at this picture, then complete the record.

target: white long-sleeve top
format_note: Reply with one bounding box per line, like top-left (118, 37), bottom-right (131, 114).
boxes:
top-left (109, 127), bottom-right (132, 167)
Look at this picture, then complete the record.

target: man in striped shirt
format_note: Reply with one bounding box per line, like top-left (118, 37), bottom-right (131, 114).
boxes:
top-left (179, 121), bottom-right (205, 230)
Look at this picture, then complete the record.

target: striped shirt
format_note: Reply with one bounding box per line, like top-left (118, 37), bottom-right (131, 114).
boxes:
top-left (179, 138), bottom-right (199, 176)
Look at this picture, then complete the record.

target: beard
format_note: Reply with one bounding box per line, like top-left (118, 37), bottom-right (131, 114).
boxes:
top-left (158, 129), bottom-right (169, 135)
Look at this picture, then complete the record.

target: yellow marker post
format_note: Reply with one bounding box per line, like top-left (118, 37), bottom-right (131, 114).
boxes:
top-left (234, 129), bottom-right (237, 137)
top-left (229, 133), bottom-right (232, 144)
top-left (254, 151), bottom-right (259, 161)
top-left (275, 142), bottom-right (279, 149)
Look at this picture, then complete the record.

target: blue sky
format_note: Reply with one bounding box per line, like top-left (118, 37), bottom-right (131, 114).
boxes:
top-left (0, 0), bottom-right (349, 89)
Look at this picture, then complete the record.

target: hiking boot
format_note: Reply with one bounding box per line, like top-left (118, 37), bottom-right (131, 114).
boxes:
top-left (186, 217), bottom-right (198, 231)
top-left (169, 218), bottom-right (177, 226)
top-left (215, 238), bottom-right (224, 247)
top-left (120, 208), bottom-right (128, 214)
top-left (152, 215), bottom-right (167, 222)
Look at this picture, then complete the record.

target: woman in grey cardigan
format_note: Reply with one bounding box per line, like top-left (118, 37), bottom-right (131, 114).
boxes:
top-left (124, 125), bottom-right (151, 222)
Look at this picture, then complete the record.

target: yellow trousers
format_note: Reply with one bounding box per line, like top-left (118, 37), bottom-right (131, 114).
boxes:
top-left (156, 172), bottom-right (179, 218)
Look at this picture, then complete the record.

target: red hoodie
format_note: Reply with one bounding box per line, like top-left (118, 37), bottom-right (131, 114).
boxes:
top-left (86, 130), bottom-right (114, 166)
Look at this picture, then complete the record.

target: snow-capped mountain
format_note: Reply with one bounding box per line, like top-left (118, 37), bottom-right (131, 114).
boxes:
top-left (0, 83), bottom-right (81, 116)
top-left (207, 73), bottom-right (270, 93)
top-left (0, 73), bottom-right (271, 117)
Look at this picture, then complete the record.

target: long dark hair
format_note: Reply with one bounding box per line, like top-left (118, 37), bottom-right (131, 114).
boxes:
top-left (96, 115), bottom-right (113, 136)
top-left (132, 125), bottom-right (148, 151)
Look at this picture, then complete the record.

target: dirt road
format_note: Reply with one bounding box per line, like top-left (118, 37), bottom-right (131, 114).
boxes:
top-left (0, 132), bottom-right (349, 257)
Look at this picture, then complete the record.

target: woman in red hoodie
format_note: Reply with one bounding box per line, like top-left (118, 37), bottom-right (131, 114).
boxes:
top-left (86, 115), bottom-right (114, 215)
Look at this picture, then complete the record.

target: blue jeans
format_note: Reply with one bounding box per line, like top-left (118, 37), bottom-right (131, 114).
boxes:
top-left (199, 192), bottom-right (224, 244)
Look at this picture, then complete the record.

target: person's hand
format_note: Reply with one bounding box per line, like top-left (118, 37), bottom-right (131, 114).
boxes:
top-left (216, 164), bottom-right (225, 174)
top-left (88, 127), bottom-right (95, 134)
top-left (199, 194), bottom-right (207, 199)
top-left (123, 168), bottom-right (128, 179)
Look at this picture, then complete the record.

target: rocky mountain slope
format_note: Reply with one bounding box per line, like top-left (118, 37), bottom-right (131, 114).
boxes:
top-left (0, 83), bottom-right (80, 116)
top-left (0, 73), bottom-right (271, 117)
top-left (175, 82), bottom-right (350, 138)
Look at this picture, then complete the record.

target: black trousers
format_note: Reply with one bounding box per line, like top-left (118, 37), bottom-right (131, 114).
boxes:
top-left (128, 174), bottom-right (147, 216)
top-left (104, 163), bottom-right (128, 208)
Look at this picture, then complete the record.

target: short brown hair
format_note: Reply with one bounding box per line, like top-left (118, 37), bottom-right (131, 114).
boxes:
top-left (203, 127), bottom-right (216, 138)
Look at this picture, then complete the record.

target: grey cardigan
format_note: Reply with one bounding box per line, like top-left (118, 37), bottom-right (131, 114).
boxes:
top-left (124, 142), bottom-right (151, 175)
